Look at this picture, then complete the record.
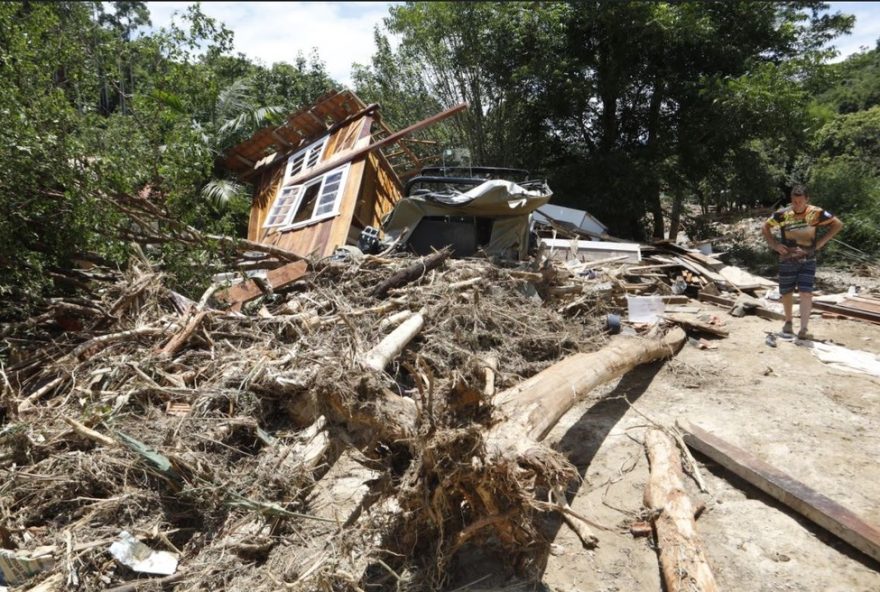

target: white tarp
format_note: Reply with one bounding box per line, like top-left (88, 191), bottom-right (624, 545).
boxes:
top-left (382, 179), bottom-right (551, 259)
top-left (797, 340), bottom-right (880, 378)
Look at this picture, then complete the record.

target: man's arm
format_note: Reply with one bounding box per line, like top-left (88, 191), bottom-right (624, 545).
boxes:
top-left (762, 220), bottom-right (788, 255)
top-left (815, 217), bottom-right (844, 251)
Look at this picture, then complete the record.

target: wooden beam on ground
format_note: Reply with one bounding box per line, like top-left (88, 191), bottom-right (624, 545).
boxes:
top-left (678, 421), bottom-right (880, 564)
top-left (215, 260), bottom-right (309, 312)
top-left (644, 429), bottom-right (718, 592)
top-left (809, 300), bottom-right (880, 325)
top-left (661, 313), bottom-right (729, 337)
top-left (698, 292), bottom-right (785, 321)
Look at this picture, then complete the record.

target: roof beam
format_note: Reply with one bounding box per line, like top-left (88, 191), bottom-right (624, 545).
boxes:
top-left (283, 102), bottom-right (467, 189)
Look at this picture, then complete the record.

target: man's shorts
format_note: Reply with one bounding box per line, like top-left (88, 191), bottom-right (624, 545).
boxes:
top-left (778, 259), bottom-right (817, 295)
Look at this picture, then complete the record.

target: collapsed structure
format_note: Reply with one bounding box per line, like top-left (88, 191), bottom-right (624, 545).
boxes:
top-left (2, 91), bottom-right (879, 592)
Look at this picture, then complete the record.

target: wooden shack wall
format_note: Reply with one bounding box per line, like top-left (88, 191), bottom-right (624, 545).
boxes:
top-left (246, 115), bottom-right (374, 258)
top-left (353, 152), bottom-right (404, 231)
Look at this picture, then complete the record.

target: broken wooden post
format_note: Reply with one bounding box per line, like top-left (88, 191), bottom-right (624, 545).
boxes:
top-left (361, 310), bottom-right (425, 371)
top-left (679, 420), bottom-right (880, 564)
top-left (157, 310), bottom-right (211, 358)
top-left (370, 248), bottom-right (451, 298)
top-left (644, 429), bottom-right (718, 592)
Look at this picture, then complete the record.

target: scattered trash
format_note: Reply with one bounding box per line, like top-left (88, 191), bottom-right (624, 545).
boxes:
top-left (697, 338), bottom-right (718, 350)
top-left (630, 521), bottom-right (653, 537)
top-left (605, 313), bottom-right (621, 334)
top-left (108, 531), bottom-right (178, 576)
top-left (0, 548), bottom-right (55, 586)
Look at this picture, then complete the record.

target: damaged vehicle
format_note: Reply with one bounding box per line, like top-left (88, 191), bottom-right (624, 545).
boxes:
top-left (372, 166), bottom-right (552, 260)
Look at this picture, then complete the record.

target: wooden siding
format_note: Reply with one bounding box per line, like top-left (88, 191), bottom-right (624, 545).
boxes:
top-left (246, 113), bottom-right (388, 259)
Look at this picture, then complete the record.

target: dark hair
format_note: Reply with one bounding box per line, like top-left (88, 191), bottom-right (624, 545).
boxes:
top-left (791, 184), bottom-right (808, 197)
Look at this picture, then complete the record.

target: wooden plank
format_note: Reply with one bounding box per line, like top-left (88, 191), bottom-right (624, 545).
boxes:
top-left (839, 297), bottom-right (880, 315)
top-left (718, 266), bottom-right (776, 290)
top-left (283, 103), bottom-right (467, 189)
top-left (626, 263), bottom-right (682, 273)
top-left (679, 421), bottom-right (880, 564)
top-left (661, 313), bottom-right (729, 337)
top-left (810, 300), bottom-right (880, 325)
top-left (215, 260), bottom-right (308, 311)
top-left (697, 292), bottom-right (785, 321)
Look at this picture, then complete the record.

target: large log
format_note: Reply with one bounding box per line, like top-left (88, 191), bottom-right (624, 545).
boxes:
top-left (644, 429), bottom-right (718, 592)
top-left (490, 328), bottom-right (687, 446)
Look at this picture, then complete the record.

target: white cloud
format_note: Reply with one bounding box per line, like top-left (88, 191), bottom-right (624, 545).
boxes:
top-left (825, 2), bottom-right (880, 60)
top-left (141, 2), bottom-right (880, 82)
top-left (143, 2), bottom-right (398, 87)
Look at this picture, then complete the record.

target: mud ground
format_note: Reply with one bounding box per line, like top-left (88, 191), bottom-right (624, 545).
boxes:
top-left (446, 304), bottom-right (880, 591)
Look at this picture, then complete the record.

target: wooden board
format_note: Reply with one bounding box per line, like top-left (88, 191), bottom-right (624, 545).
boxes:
top-left (215, 260), bottom-right (309, 311)
top-left (661, 313), bottom-right (729, 337)
top-left (679, 421), bottom-right (880, 564)
top-left (718, 265), bottom-right (776, 290)
top-left (839, 296), bottom-right (880, 315)
top-left (809, 300), bottom-right (880, 325)
top-left (697, 292), bottom-right (785, 321)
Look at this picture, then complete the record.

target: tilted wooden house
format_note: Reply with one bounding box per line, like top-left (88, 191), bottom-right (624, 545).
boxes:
top-left (217, 90), bottom-right (465, 307)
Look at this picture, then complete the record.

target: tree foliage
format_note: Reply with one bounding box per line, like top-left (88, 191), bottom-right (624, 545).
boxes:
top-left (2, 1), bottom-right (875, 321)
top-left (354, 1), bottom-right (853, 239)
top-left (0, 1), bottom-right (335, 319)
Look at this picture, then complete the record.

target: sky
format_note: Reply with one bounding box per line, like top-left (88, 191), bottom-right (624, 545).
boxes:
top-left (143, 2), bottom-right (880, 86)
top-left (143, 2), bottom-right (399, 87)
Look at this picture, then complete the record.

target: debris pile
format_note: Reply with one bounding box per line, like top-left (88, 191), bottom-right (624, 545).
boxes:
top-left (2, 246), bottom-right (691, 591)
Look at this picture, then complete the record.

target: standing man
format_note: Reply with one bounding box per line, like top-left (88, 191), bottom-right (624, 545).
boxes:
top-left (762, 185), bottom-right (843, 339)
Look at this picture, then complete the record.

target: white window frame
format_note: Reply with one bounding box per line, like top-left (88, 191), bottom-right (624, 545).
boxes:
top-left (284, 135), bottom-right (329, 180)
top-left (264, 163), bottom-right (351, 231)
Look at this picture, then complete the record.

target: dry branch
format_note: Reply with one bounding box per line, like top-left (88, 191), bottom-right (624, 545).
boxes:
top-left (361, 310), bottom-right (425, 372)
top-left (370, 248), bottom-right (451, 298)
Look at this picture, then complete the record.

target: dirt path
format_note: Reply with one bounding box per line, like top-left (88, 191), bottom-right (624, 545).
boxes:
top-left (449, 307), bottom-right (880, 591)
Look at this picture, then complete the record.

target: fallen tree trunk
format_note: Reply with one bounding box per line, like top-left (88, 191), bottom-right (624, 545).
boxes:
top-left (644, 429), bottom-right (718, 592)
top-left (490, 327), bottom-right (687, 445)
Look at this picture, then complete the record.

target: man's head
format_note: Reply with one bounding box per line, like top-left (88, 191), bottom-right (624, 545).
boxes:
top-left (790, 184), bottom-right (809, 214)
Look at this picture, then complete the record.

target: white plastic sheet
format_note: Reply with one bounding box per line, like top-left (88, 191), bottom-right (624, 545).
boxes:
top-left (109, 531), bottom-right (178, 575)
top-left (798, 341), bottom-right (880, 378)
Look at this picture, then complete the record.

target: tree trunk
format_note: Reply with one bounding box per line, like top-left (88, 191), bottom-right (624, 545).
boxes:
top-left (489, 328), bottom-right (686, 447)
top-left (646, 80), bottom-right (665, 239)
top-left (669, 191), bottom-right (684, 242)
top-left (644, 429), bottom-right (718, 592)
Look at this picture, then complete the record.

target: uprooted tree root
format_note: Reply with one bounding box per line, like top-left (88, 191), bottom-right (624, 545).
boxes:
top-left (0, 254), bottom-right (612, 591)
